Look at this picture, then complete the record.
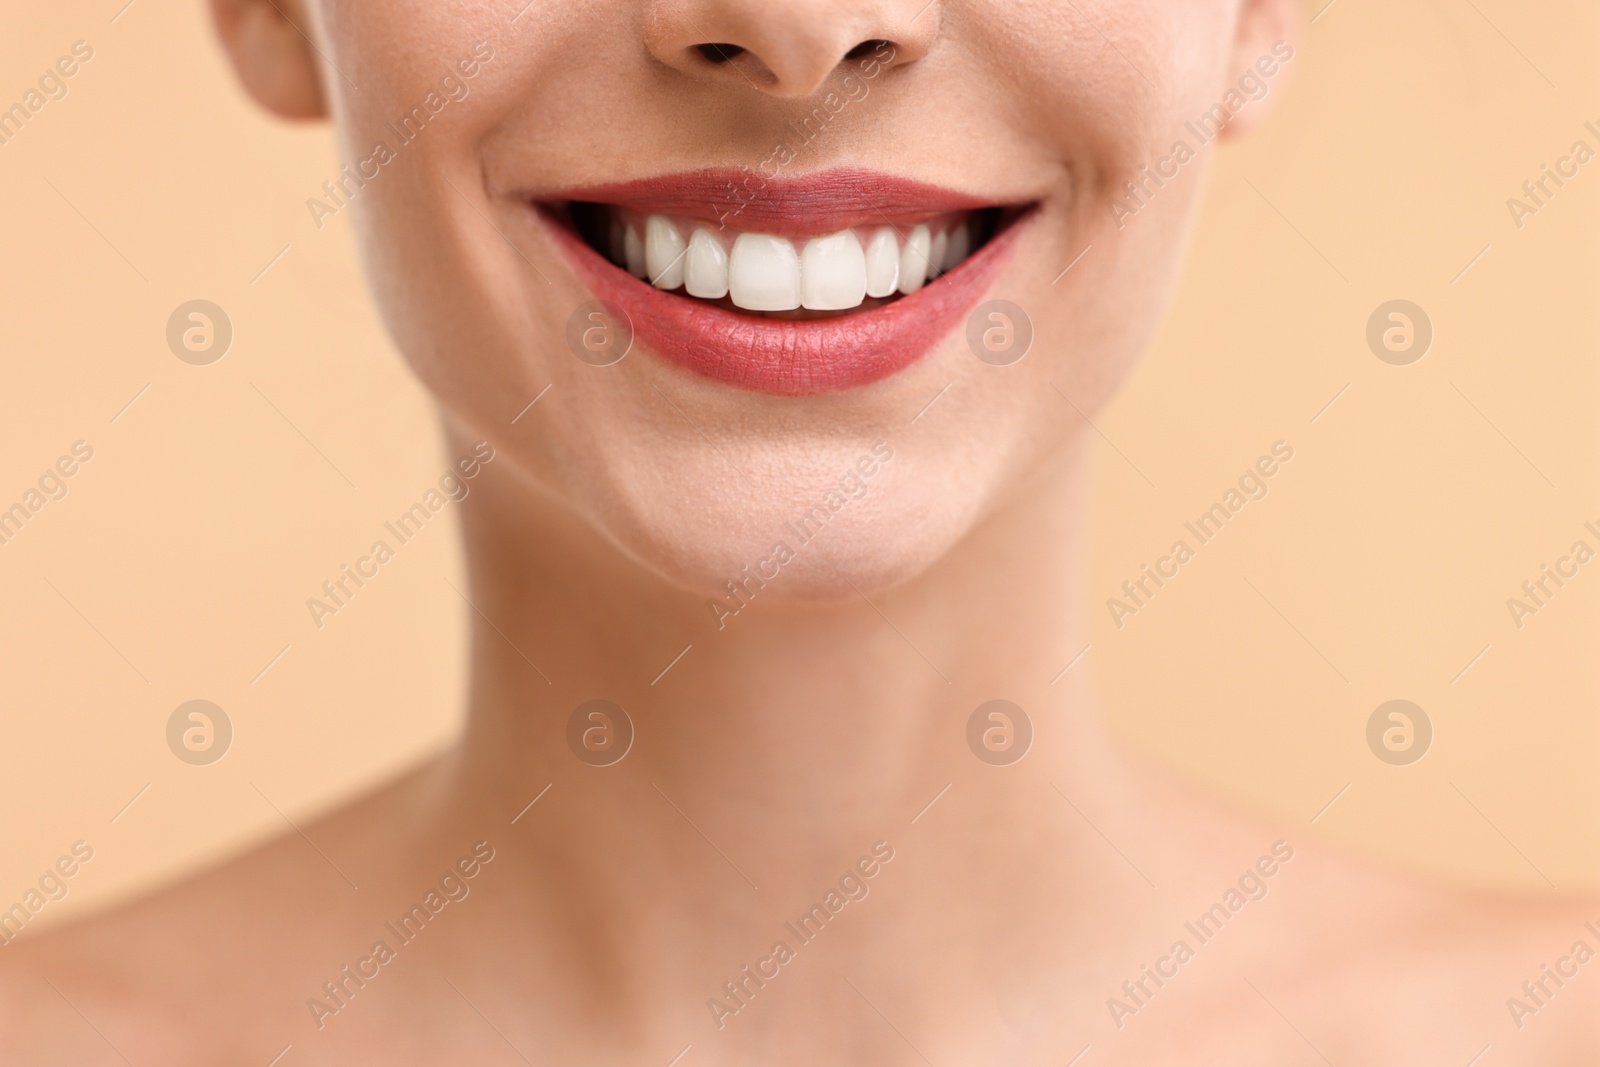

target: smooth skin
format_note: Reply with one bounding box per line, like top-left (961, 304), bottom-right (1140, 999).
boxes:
top-left (3, 1), bottom-right (1596, 1063)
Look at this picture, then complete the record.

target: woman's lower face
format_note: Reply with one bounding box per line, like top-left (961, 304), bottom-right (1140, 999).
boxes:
top-left (311, 0), bottom-right (1272, 601)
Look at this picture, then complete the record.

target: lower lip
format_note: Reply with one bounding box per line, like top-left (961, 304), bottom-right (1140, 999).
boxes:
top-left (538, 208), bottom-right (1027, 396)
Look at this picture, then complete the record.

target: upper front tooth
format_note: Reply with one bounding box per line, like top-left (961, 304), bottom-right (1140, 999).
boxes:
top-left (864, 227), bottom-right (900, 298)
top-left (685, 227), bottom-right (729, 299)
top-left (897, 224), bottom-right (930, 295)
top-left (927, 230), bottom-right (949, 281)
top-left (624, 224), bottom-right (647, 278)
top-left (729, 233), bottom-right (801, 311)
top-left (646, 215), bottom-right (687, 289)
top-left (800, 230), bottom-right (867, 311)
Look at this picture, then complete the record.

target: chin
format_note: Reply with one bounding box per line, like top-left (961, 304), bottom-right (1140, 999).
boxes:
top-left (551, 425), bottom-right (996, 607)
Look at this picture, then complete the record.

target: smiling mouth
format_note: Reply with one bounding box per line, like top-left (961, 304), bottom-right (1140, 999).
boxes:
top-left (532, 167), bottom-right (1035, 395)
top-left (566, 203), bottom-right (1006, 320)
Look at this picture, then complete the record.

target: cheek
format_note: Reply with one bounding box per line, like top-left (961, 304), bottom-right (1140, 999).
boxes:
top-left (326, 9), bottom-right (607, 430)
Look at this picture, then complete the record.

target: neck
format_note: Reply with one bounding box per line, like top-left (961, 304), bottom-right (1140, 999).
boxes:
top-left (430, 424), bottom-right (1146, 1047)
top-left (449, 425), bottom-right (1109, 825)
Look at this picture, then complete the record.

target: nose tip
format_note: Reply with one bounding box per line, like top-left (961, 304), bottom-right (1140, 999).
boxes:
top-left (645, 1), bottom-right (938, 99)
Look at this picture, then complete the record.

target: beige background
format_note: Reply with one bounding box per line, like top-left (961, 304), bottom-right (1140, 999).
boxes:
top-left (1, 0), bottom-right (1594, 928)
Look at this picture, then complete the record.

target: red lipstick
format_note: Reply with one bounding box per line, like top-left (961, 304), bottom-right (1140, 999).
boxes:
top-left (533, 168), bottom-right (1030, 396)
top-left (551, 167), bottom-right (999, 236)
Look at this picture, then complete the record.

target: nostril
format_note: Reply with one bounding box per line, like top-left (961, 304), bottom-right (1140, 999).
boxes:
top-left (695, 42), bottom-right (746, 64)
top-left (844, 38), bottom-right (889, 60)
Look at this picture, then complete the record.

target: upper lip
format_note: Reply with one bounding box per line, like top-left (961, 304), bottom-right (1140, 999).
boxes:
top-left (535, 166), bottom-right (1020, 236)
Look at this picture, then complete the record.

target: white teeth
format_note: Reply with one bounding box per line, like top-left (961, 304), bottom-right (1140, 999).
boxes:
top-left (645, 214), bottom-right (687, 290)
top-left (624, 225), bottom-right (647, 278)
top-left (729, 233), bottom-right (801, 311)
top-left (928, 230), bottom-right (949, 282)
top-left (897, 224), bottom-right (930, 295)
top-left (800, 230), bottom-right (868, 311)
top-left (684, 227), bottom-right (729, 299)
top-left (619, 213), bottom-right (972, 306)
top-left (864, 227), bottom-right (900, 298)
top-left (944, 223), bottom-right (971, 271)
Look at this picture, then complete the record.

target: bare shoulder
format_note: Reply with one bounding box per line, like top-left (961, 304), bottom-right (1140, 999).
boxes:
top-left (0, 760), bottom-right (457, 1065)
top-left (1247, 839), bottom-right (1600, 1063)
top-left (0, 827), bottom-right (354, 1064)
top-left (1095, 745), bottom-right (1599, 1062)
